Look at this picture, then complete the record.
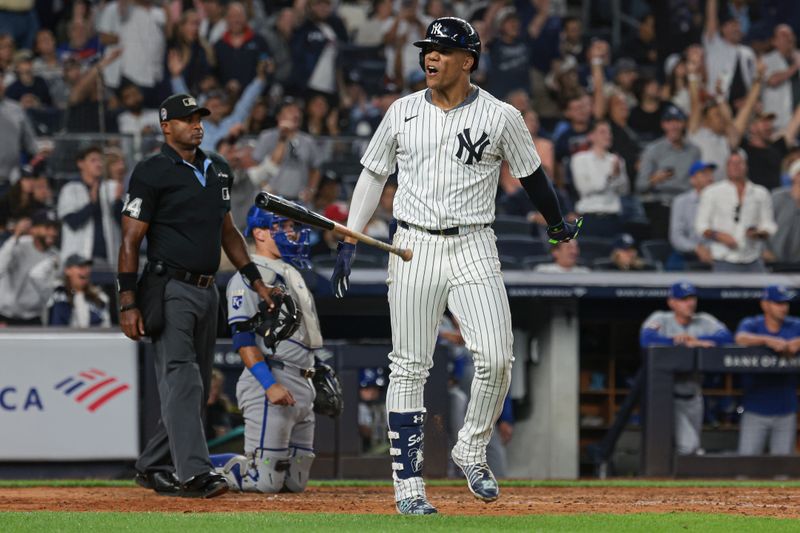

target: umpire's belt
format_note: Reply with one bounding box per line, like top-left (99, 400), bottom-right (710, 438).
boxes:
top-left (268, 359), bottom-right (315, 379)
top-left (147, 262), bottom-right (215, 289)
top-left (397, 219), bottom-right (489, 236)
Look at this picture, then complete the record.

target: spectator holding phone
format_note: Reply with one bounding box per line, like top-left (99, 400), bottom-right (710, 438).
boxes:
top-left (695, 149), bottom-right (776, 272)
top-left (636, 105), bottom-right (701, 240)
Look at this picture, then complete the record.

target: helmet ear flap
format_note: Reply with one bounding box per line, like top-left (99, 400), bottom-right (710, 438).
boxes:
top-left (418, 50), bottom-right (425, 71)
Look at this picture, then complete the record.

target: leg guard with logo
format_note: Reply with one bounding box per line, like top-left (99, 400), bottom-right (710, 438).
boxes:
top-left (388, 409), bottom-right (427, 501)
top-left (252, 448), bottom-right (292, 493)
top-left (282, 446), bottom-right (315, 493)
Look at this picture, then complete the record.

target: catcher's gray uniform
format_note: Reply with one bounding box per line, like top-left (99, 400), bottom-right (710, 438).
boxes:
top-left (640, 311), bottom-right (733, 454)
top-left (218, 254), bottom-right (324, 493)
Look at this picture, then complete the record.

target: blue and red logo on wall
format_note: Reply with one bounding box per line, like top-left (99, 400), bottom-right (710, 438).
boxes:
top-left (54, 368), bottom-right (131, 413)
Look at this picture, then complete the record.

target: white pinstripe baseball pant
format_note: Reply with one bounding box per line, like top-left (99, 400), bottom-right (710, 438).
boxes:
top-left (386, 224), bottom-right (514, 466)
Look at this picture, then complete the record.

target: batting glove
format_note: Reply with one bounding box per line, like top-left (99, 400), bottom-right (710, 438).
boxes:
top-left (547, 217), bottom-right (583, 245)
top-left (331, 241), bottom-right (356, 298)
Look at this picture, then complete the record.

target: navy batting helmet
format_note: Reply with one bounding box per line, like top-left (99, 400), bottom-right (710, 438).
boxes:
top-left (413, 17), bottom-right (481, 72)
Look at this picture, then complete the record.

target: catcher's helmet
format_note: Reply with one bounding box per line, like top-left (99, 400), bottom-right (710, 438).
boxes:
top-left (413, 17), bottom-right (481, 72)
top-left (245, 205), bottom-right (312, 270)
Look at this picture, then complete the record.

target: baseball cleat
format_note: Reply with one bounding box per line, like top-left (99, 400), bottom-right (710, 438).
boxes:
top-left (396, 496), bottom-right (438, 515)
top-left (455, 461), bottom-right (499, 502)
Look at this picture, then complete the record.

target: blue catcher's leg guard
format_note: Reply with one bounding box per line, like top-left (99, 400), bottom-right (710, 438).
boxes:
top-left (388, 409), bottom-right (437, 514)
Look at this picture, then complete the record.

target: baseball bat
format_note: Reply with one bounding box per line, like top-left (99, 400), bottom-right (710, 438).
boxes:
top-left (254, 192), bottom-right (413, 262)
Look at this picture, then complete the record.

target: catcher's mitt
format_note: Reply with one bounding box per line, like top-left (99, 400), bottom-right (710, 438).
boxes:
top-left (312, 358), bottom-right (343, 417)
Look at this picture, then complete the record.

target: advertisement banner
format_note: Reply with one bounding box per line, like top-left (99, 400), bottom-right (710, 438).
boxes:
top-left (0, 332), bottom-right (139, 460)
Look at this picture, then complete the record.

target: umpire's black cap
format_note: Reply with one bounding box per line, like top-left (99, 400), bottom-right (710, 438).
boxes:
top-left (158, 93), bottom-right (210, 122)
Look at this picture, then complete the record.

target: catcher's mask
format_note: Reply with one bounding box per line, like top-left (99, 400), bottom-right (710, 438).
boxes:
top-left (250, 292), bottom-right (303, 350)
top-left (244, 205), bottom-right (312, 270)
top-left (312, 359), bottom-right (343, 417)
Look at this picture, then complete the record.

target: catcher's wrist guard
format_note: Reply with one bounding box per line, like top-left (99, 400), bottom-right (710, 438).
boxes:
top-left (240, 262), bottom-right (262, 286)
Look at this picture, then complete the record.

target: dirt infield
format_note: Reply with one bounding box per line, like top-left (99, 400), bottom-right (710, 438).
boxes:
top-left (1, 485), bottom-right (799, 517)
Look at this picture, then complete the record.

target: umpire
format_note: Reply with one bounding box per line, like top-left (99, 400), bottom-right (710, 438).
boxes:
top-left (117, 93), bottom-right (281, 498)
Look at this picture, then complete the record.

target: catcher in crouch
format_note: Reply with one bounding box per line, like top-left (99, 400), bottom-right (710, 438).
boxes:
top-left (210, 205), bottom-right (342, 493)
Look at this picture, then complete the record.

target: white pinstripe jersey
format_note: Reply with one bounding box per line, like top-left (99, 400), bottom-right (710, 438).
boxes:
top-left (360, 87), bottom-right (541, 229)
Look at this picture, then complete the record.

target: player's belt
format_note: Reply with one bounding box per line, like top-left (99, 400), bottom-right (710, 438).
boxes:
top-left (268, 359), bottom-right (316, 379)
top-left (397, 219), bottom-right (489, 236)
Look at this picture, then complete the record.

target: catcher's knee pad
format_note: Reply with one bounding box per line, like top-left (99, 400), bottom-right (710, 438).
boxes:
top-left (388, 409), bottom-right (426, 480)
top-left (253, 449), bottom-right (292, 493)
top-left (282, 446), bottom-right (315, 493)
top-left (210, 453), bottom-right (252, 492)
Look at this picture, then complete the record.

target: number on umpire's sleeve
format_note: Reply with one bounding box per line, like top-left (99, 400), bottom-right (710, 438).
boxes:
top-left (123, 196), bottom-right (143, 219)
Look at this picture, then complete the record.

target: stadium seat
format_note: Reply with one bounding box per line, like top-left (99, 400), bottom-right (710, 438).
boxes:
top-left (499, 255), bottom-right (522, 270)
top-left (492, 215), bottom-right (532, 236)
top-left (575, 237), bottom-right (615, 262)
top-left (640, 239), bottom-right (673, 266)
top-left (521, 255), bottom-right (554, 270)
top-left (496, 234), bottom-right (547, 259)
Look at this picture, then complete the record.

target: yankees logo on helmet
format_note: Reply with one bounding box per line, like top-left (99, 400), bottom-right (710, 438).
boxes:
top-left (413, 17), bottom-right (482, 72)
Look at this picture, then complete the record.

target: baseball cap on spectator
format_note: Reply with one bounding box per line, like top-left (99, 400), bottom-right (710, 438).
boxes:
top-left (13, 49), bottom-right (33, 66)
top-left (755, 110), bottom-right (776, 121)
top-left (689, 160), bottom-right (717, 176)
top-left (670, 281), bottom-right (697, 299)
top-left (377, 81), bottom-right (401, 96)
top-left (64, 254), bottom-right (92, 268)
top-left (407, 69), bottom-right (426, 87)
top-left (788, 159), bottom-right (800, 178)
top-left (158, 93), bottom-right (210, 122)
top-left (613, 233), bottom-right (636, 250)
top-left (613, 57), bottom-right (637, 76)
top-left (324, 203), bottom-right (349, 224)
top-left (762, 285), bottom-right (796, 303)
top-left (494, 6), bottom-right (518, 29)
top-left (31, 209), bottom-right (59, 228)
top-left (663, 53), bottom-right (681, 78)
top-left (661, 105), bottom-right (687, 122)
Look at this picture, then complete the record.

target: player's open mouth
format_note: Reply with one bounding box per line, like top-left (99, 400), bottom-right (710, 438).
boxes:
top-left (426, 66), bottom-right (439, 76)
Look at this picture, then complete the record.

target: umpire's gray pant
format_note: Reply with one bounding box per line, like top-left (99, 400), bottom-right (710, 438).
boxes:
top-left (738, 411), bottom-right (797, 455)
top-left (135, 280), bottom-right (218, 483)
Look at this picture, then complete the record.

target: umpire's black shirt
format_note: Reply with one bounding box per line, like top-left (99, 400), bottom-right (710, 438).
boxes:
top-left (123, 143), bottom-right (233, 274)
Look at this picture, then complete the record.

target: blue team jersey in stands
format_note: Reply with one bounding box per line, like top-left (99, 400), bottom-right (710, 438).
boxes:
top-left (736, 316), bottom-right (800, 416)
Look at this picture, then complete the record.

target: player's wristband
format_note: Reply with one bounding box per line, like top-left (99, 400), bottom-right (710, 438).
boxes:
top-left (117, 272), bottom-right (138, 293)
top-left (249, 361), bottom-right (276, 390)
top-left (119, 302), bottom-right (138, 313)
top-left (240, 262), bottom-right (262, 286)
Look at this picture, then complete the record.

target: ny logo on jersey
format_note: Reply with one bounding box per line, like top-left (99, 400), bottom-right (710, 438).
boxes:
top-left (456, 128), bottom-right (490, 165)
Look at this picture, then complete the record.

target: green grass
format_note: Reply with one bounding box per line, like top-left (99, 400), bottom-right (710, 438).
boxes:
top-left (4, 478), bottom-right (800, 489)
top-left (0, 512), bottom-right (797, 532)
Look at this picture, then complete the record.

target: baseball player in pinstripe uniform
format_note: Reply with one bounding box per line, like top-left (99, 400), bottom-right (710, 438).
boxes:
top-left (210, 206), bottom-right (321, 493)
top-left (640, 281), bottom-right (733, 455)
top-left (330, 17), bottom-right (582, 515)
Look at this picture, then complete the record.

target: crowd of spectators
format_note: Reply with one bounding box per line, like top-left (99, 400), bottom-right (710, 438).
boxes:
top-left (2, 1), bottom-right (800, 326)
